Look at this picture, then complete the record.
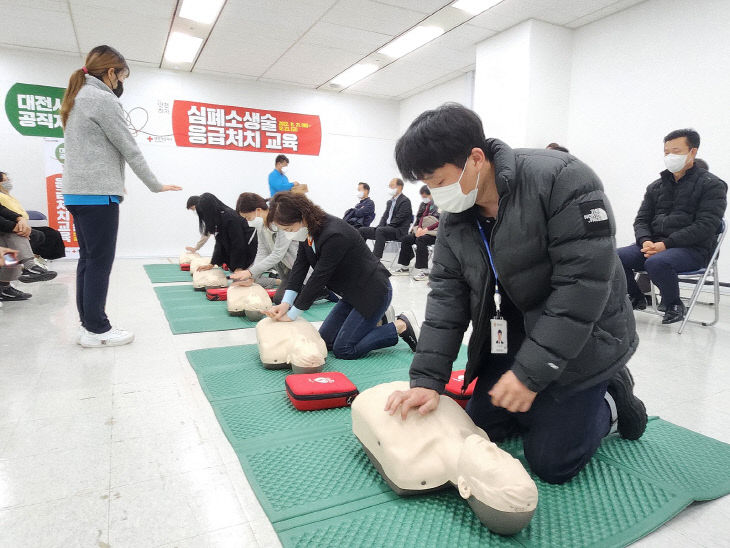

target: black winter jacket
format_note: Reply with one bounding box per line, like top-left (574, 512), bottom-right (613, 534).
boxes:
top-left (410, 140), bottom-right (638, 395)
top-left (343, 197), bottom-right (376, 228)
top-left (287, 214), bottom-right (391, 318)
top-left (0, 204), bottom-right (22, 233)
top-left (210, 211), bottom-right (257, 272)
top-left (634, 167), bottom-right (727, 264)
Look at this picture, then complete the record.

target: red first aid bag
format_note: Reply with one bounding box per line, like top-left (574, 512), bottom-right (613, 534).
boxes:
top-left (285, 372), bottom-right (359, 411)
top-left (180, 264), bottom-right (190, 271)
top-left (206, 287), bottom-right (228, 301)
top-left (444, 369), bottom-right (477, 408)
top-left (266, 288), bottom-right (277, 299)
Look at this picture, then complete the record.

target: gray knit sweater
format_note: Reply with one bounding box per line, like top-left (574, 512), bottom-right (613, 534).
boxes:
top-left (62, 75), bottom-right (162, 197)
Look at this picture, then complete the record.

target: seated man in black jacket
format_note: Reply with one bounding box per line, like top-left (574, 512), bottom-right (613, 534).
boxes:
top-left (343, 182), bottom-right (376, 228)
top-left (618, 129), bottom-right (727, 324)
top-left (359, 178), bottom-right (413, 259)
top-left (384, 103), bottom-right (646, 486)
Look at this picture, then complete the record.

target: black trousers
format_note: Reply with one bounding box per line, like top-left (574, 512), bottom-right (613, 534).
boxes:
top-left (397, 233), bottom-right (436, 269)
top-left (466, 359), bottom-right (610, 485)
top-left (359, 226), bottom-right (401, 258)
top-left (67, 204), bottom-right (119, 334)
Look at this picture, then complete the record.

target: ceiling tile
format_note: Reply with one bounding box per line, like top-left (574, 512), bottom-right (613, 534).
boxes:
top-left (195, 35), bottom-right (294, 77)
top-left (370, 0), bottom-right (453, 14)
top-left (262, 43), bottom-right (365, 86)
top-left (323, 0), bottom-right (427, 35)
top-left (299, 21), bottom-right (393, 55)
top-left (0, 0), bottom-right (77, 53)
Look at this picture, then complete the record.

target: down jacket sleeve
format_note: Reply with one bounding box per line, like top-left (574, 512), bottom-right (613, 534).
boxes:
top-left (511, 161), bottom-right (618, 393)
top-left (663, 175), bottom-right (727, 250)
top-left (633, 182), bottom-right (658, 245)
top-left (409, 232), bottom-right (472, 393)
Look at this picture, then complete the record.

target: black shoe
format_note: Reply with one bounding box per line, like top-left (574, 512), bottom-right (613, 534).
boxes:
top-left (657, 299), bottom-right (667, 313)
top-left (629, 294), bottom-right (646, 311)
top-left (0, 285), bottom-right (32, 300)
top-left (396, 311), bottom-right (419, 352)
top-left (379, 305), bottom-right (395, 327)
top-left (662, 302), bottom-right (685, 324)
top-left (607, 367), bottom-right (647, 440)
top-left (18, 265), bottom-right (57, 283)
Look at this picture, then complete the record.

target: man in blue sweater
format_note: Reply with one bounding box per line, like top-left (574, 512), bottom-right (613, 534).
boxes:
top-left (268, 154), bottom-right (300, 197)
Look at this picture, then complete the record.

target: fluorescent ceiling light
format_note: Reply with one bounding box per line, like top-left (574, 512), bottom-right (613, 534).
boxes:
top-left (331, 63), bottom-right (379, 87)
top-left (179, 0), bottom-right (225, 24)
top-left (379, 25), bottom-right (444, 59)
top-left (451, 0), bottom-right (501, 16)
top-left (164, 32), bottom-right (204, 64)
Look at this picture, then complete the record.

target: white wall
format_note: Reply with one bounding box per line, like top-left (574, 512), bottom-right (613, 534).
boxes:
top-left (567, 0), bottom-right (730, 270)
top-left (0, 47), bottom-right (401, 257)
top-left (398, 72), bottom-right (474, 134)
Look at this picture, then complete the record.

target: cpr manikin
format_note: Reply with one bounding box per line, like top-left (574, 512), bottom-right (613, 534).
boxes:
top-left (189, 256), bottom-right (211, 273)
top-left (351, 381), bottom-right (538, 536)
top-left (192, 266), bottom-right (227, 290)
top-left (228, 283), bottom-right (272, 321)
top-left (179, 251), bottom-right (200, 266)
top-left (256, 317), bottom-right (327, 374)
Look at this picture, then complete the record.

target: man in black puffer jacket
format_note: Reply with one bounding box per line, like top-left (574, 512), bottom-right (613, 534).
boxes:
top-left (618, 129), bottom-right (727, 324)
top-left (385, 104), bottom-right (646, 485)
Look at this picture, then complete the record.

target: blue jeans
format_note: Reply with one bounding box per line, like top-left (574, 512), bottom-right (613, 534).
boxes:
top-left (467, 363), bottom-right (611, 484)
top-left (319, 282), bottom-right (399, 359)
top-left (617, 244), bottom-right (705, 305)
top-left (67, 204), bottom-right (119, 334)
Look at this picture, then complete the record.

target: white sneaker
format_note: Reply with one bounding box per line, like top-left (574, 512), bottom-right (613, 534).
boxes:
top-left (412, 269), bottom-right (429, 281)
top-left (80, 327), bottom-right (135, 348)
top-left (390, 266), bottom-right (410, 276)
top-left (76, 326), bottom-right (86, 345)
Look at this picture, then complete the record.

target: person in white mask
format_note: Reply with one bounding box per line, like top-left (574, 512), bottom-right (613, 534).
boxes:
top-left (391, 185), bottom-right (440, 281)
top-left (343, 182), bottom-right (376, 228)
top-left (268, 154), bottom-right (300, 198)
top-left (386, 103), bottom-right (647, 486)
top-left (264, 192), bottom-right (420, 359)
top-left (231, 192), bottom-right (298, 304)
top-left (359, 178), bottom-right (413, 259)
top-left (618, 128), bottom-right (726, 324)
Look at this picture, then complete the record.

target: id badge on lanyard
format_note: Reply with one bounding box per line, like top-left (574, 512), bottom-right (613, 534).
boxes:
top-left (476, 220), bottom-right (508, 354)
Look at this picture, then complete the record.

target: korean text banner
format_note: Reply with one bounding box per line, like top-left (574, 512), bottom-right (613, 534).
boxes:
top-left (5, 83), bottom-right (65, 138)
top-left (172, 100), bottom-right (321, 156)
top-left (43, 138), bottom-right (78, 252)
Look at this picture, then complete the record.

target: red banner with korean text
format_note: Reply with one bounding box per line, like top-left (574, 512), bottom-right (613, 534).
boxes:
top-left (171, 100), bottom-right (321, 156)
top-left (43, 138), bottom-right (78, 252)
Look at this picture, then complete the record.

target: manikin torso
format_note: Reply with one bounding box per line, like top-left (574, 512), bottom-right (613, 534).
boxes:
top-left (179, 251), bottom-right (200, 265)
top-left (256, 317), bottom-right (327, 370)
top-left (227, 283), bottom-right (272, 316)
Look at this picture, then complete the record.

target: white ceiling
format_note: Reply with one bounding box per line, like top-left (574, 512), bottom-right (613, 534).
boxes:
top-left (0, 0), bottom-right (645, 100)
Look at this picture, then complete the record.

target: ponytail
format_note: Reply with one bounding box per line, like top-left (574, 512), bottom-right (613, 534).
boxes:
top-left (60, 45), bottom-right (130, 128)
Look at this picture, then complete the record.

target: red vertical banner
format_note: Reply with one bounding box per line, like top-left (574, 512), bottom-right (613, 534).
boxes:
top-left (171, 100), bottom-right (321, 155)
top-left (43, 138), bottom-right (78, 251)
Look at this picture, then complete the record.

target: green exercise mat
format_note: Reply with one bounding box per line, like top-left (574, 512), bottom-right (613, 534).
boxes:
top-left (143, 263), bottom-right (194, 283)
top-left (153, 285), bottom-right (336, 334)
top-left (186, 343), bottom-right (730, 547)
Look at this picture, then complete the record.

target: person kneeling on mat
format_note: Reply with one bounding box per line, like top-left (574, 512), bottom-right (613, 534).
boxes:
top-left (385, 103), bottom-right (647, 485)
top-left (193, 193), bottom-right (257, 276)
top-left (231, 192), bottom-right (297, 304)
top-left (263, 192), bottom-right (419, 358)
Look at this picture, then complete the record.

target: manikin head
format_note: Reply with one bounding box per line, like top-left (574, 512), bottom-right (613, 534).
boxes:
top-left (256, 317), bottom-right (327, 372)
top-left (456, 435), bottom-right (538, 535)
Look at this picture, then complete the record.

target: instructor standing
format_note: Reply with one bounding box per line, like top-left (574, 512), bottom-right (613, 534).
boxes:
top-left (386, 104), bottom-right (646, 485)
top-left (60, 45), bottom-right (181, 348)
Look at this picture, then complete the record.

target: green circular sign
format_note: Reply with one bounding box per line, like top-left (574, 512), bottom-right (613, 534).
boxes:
top-left (55, 142), bottom-right (65, 164)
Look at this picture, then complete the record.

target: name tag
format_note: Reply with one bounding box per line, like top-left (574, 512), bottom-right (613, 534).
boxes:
top-left (491, 318), bottom-right (508, 354)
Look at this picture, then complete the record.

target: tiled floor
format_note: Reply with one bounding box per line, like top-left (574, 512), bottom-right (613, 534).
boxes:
top-left (0, 257), bottom-right (728, 548)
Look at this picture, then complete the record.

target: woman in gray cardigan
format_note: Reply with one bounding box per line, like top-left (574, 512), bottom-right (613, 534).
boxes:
top-left (60, 45), bottom-right (181, 348)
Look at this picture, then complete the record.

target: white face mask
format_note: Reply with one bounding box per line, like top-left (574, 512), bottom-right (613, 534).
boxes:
top-left (281, 166), bottom-right (289, 174)
top-left (421, 197), bottom-right (431, 204)
top-left (430, 162), bottom-right (479, 213)
top-left (283, 226), bottom-right (308, 242)
top-left (250, 216), bottom-right (264, 229)
top-left (357, 191), bottom-right (365, 199)
top-left (664, 153), bottom-right (689, 173)
top-left (1, 180), bottom-right (12, 192)
top-left (386, 187), bottom-right (397, 197)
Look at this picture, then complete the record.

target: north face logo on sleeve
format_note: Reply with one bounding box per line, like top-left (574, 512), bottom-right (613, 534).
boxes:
top-left (579, 200), bottom-right (611, 235)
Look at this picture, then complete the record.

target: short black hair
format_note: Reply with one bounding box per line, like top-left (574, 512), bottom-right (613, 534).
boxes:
top-left (395, 103), bottom-right (492, 181)
top-left (664, 128), bottom-right (700, 149)
top-left (275, 154), bottom-right (289, 165)
top-left (694, 158), bottom-right (709, 170)
top-left (394, 178), bottom-right (404, 188)
top-left (546, 143), bottom-right (569, 153)
top-left (358, 182), bottom-right (370, 191)
top-left (186, 195), bottom-right (199, 209)
top-left (420, 184), bottom-right (430, 196)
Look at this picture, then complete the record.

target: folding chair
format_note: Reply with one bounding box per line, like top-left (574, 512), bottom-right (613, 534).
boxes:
top-left (643, 220), bottom-right (726, 334)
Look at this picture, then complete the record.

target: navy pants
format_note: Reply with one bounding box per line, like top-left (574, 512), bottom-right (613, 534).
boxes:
top-left (467, 363), bottom-right (611, 485)
top-left (398, 233), bottom-right (436, 269)
top-left (617, 244), bottom-right (705, 305)
top-left (67, 204), bottom-right (119, 334)
top-left (319, 282), bottom-right (398, 359)
top-left (359, 226), bottom-right (401, 258)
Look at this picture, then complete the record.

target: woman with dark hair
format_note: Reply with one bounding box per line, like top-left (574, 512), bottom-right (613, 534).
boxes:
top-left (185, 195), bottom-right (211, 253)
top-left (231, 192), bottom-right (297, 303)
top-left (391, 184), bottom-right (440, 281)
top-left (61, 45), bottom-right (181, 348)
top-left (264, 192), bottom-right (419, 359)
top-left (194, 193), bottom-right (257, 275)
